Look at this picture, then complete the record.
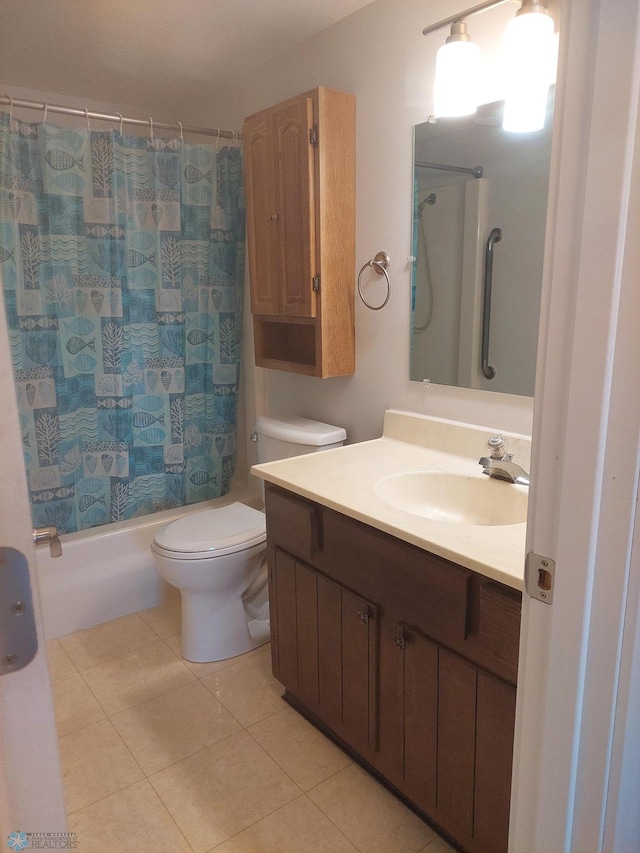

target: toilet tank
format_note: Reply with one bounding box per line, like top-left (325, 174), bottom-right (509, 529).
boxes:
top-left (254, 416), bottom-right (346, 464)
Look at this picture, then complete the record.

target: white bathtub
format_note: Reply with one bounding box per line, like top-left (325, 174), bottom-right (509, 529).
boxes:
top-left (36, 484), bottom-right (260, 640)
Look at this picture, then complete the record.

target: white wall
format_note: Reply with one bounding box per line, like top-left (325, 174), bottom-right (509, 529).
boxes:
top-left (199, 0), bottom-right (540, 447)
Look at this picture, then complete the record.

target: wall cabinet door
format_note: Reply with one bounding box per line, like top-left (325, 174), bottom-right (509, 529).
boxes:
top-left (269, 547), bottom-right (378, 751)
top-left (244, 97), bottom-right (316, 318)
top-left (243, 113), bottom-right (280, 315)
top-left (274, 97), bottom-right (316, 317)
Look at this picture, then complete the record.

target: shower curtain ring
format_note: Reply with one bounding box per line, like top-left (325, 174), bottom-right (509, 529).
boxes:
top-left (178, 121), bottom-right (184, 142)
top-left (149, 116), bottom-right (154, 143)
top-left (117, 112), bottom-right (123, 135)
top-left (214, 129), bottom-right (221, 152)
top-left (84, 107), bottom-right (91, 132)
top-left (6, 94), bottom-right (14, 126)
top-left (43, 103), bottom-right (48, 125)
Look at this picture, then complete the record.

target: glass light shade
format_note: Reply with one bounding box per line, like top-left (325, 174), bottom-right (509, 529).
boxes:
top-left (434, 39), bottom-right (480, 118)
top-left (502, 10), bottom-right (555, 132)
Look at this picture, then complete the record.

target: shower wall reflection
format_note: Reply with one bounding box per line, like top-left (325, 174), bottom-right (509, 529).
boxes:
top-left (410, 95), bottom-right (554, 397)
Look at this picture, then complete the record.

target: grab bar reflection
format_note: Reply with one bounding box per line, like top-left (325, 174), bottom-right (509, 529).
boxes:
top-left (481, 227), bottom-right (502, 380)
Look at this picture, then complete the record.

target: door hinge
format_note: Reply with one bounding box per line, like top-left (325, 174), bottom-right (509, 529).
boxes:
top-left (310, 125), bottom-right (318, 147)
top-left (525, 552), bottom-right (556, 604)
top-left (312, 275), bottom-right (320, 293)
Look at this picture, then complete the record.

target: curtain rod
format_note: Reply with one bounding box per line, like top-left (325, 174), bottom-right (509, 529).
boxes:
top-left (422, 0), bottom-right (514, 36)
top-left (0, 95), bottom-right (239, 140)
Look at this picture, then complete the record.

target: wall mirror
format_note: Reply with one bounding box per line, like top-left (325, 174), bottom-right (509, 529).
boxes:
top-left (410, 93), bottom-right (554, 396)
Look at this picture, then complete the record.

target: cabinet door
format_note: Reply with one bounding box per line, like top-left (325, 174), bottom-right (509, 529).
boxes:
top-left (399, 624), bottom-right (438, 815)
top-left (397, 624), bottom-right (514, 852)
top-left (473, 671), bottom-right (516, 853)
top-left (270, 548), bottom-right (378, 750)
top-left (437, 648), bottom-right (477, 839)
top-left (274, 97), bottom-right (316, 317)
top-left (340, 587), bottom-right (378, 750)
top-left (243, 113), bottom-right (280, 315)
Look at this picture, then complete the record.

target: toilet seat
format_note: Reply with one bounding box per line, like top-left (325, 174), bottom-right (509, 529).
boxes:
top-left (152, 503), bottom-right (266, 560)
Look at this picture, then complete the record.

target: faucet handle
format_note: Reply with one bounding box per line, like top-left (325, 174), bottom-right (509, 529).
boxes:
top-left (33, 525), bottom-right (63, 558)
top-left (486, 435), bottom-right (509, 459)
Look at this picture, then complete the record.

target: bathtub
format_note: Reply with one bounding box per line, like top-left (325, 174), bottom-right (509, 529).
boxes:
top-left (36, 483), bottom-right (260, 640)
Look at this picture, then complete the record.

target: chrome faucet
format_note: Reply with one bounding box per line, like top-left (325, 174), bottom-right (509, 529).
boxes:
top-left (479, 436), bottom-right (530, 486)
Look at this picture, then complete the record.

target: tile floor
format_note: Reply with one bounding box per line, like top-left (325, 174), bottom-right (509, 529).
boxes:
top-left (48, 596), bottom-right (455, 853)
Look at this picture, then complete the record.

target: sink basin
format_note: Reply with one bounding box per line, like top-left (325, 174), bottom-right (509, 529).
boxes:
top-left (374, 471), bottom-right (528, 526)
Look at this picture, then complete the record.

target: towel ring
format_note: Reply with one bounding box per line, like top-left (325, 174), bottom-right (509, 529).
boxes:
top-left (357, 251), bottom-right (391, 310)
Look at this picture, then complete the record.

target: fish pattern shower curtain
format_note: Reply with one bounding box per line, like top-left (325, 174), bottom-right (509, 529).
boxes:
top-left (0, 112), bottom-right (245, 533)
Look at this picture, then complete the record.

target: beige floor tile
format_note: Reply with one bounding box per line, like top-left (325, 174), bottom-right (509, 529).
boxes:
top-left (139, 598), bottom-right (182, 639)
top-left (419, 838), bottom-right (457, 853)
top-left (249, 706), bottom-right (351, 791)
top-left (46, 639), bottom-right (77, 680)
top-left (58, 719), bottom-right (143, 813)
top-left (201, 646), bottom-right (285, 726)
top-left (165, 633), bottom-right (267, 679)
top-left (211, 795), bottom-right (359, 853)
top-left (150, 730), bottom-right (300, 853)
top-left (309, 764), bottom-right (436, 853)
top-left (59, 613), bottom-right (159, 670)
top-left (68, 779), bottom-right (191, 853)
top-left (81, 641), bottom-right (195, 714)
top-left (112, 680), bottom-right (242, 775)
top-left (52, 672), bottom-right (106, 736)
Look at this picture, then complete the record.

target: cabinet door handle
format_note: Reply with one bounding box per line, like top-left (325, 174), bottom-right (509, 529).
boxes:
top-left (357, 608), bottom-right (369, 624)
top-left (394, 630), bottom-right (406, 650)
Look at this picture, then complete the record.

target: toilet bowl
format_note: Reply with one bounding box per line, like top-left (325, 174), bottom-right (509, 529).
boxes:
top-left (151, 503), bottom-right (268, 662)
top-left (152, 415), bottom-right (346, 663)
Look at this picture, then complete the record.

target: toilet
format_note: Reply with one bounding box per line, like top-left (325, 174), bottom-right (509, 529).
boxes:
top-left (151, 416), bottom-right (346, 663)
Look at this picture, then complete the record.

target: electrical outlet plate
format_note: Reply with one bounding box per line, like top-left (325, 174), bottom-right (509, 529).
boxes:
top-left (525, 552), bottom-right (556, 604)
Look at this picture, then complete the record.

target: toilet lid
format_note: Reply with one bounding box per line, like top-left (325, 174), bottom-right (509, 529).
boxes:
top-left (153, 503), bottom-right (266, 555)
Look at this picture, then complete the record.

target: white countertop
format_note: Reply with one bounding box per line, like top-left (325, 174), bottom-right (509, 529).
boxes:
top-left (252, 410), bottom-right (529, 591)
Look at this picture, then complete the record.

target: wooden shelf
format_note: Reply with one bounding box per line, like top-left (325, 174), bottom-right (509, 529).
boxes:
top-left (253, 316), bottom-right (317, 374)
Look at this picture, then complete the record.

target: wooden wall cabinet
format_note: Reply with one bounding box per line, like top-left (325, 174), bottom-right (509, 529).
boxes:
top-left (243, 87), bottom-right (355, 377)
top-left (265, 484), bottom-right (521, 853)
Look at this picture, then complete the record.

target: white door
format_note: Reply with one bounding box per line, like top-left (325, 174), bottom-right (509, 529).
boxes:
top-left (0, 279), bottom-right (66, 836)
top-left (510, 0), bottom-right (640, 850)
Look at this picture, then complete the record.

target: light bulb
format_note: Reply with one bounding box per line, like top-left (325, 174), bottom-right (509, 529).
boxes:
top-left (502, 4), bottom-right (555, 132)
top-left (434, 22), bottom-right (480, 118)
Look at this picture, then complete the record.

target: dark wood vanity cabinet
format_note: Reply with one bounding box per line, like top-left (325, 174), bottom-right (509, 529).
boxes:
top-left (265, 484), bottom-right (521, 853)
top-left (270, 549), bottom-right (378, 752)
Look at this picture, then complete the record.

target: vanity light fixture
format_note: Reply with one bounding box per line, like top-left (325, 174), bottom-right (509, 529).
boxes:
top-left (423, 0), bottom-right (556, 131)
top-left (502, 1), bottom-right (554, 132)
top-left (434, 21), bottom-right (480, 117)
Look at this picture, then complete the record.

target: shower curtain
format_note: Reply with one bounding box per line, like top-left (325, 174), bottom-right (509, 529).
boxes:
top-left (0, 112), bottom-right (245, 533)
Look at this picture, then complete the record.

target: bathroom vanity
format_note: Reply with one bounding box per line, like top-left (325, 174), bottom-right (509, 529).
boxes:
top-left (252, 411), bottom-right (528, 853)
